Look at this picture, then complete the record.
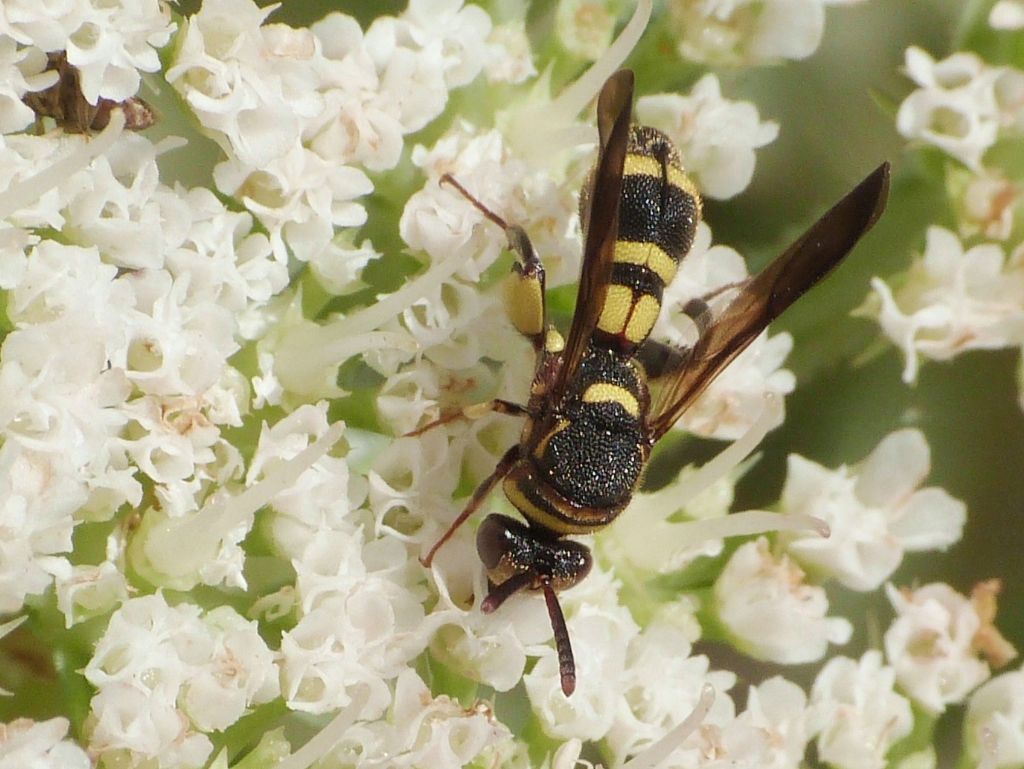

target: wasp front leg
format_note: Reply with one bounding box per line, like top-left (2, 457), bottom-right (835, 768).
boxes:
top-left (405, 399), bottom-right (531, 437)
top-left (420, 444), bottom-right (522, 567)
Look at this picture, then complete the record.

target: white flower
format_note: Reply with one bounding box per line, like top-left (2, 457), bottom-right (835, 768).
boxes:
top-left (322, 669), bottom-right (513, 769)
top-left (607, 610), bottom-right (737, 764)
top-left (713, 537), bottom-right (852, 664)
top-left (0, 40), bottom-right (52, 134)
top-left (991, 0), bottom-right (1024, 29)
top-left (952, 167), bottom-right (1020, 241)
top-left (485, 21), bottom-right (536, 85)
top-left (0, 718), bottom-right (91, 769)
top-left (884, 582), bottom-right (1014, 714)
top-left (402, 126), bottom-right (531, 282)
top-left (0, 443), bottom-right (81, 612)
top-left (895, 47), bottom-right (1015, 169)
top-left (398, 0), bottom-right (493, 89)
top-left (179, 606), bottom-right (280, 732)
top-left (556, 0), bottom-right (615, 61)
top-left (807, 652), bottom-right (914, 769)
top-left (667, 0), bottom-right (827, 66)
top-left (636, 75), bottom-right (778, 200)
top-left (736, 677), bottom-right (810, 769)
top-left (54, 555), bottom-right (130, 628)
top-left (867, 226), bottom-right (1024, 383)
top-left (780, 429), bottom-right (966, 591)
top-left (247, 404), bottom-right (365, 559)
top-left (654, 223), bottom-right (795, 441)
top-left (524, 600), bottom-right (638, 741)
top-left (0, 0), bottom-right (173, 104)
top-left (965, 669), bottom-right (1024, 769)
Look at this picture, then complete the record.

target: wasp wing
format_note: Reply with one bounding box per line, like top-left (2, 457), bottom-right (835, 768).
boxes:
top-left (550, 69), bottom-right (634, 402)
top-left (647, 161), bottom-right (891, 442)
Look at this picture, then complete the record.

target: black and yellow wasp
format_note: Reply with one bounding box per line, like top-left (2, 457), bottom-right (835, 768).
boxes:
top-left (416, 70), bottom-right (889, 696)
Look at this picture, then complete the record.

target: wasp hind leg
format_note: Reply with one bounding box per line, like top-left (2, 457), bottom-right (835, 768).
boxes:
top-left (639, 282), bottom-right (748, 378)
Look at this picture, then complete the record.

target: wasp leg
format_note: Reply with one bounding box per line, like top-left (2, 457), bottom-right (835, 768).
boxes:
top-left (638, 281), bottom-right (748, 379)
top-left (405, 399), bottom-right (531, 438)
top-left (420, 444), bottom-right (522, 567)
top-left (440, 173), bottom-right (548, 350)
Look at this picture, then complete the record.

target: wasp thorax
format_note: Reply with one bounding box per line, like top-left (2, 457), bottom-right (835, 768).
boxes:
top-left (476, 514), bottom-right (593, 593)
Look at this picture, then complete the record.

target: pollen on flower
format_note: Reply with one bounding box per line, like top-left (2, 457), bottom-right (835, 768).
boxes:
top-left (883, 581), bottom-right (1016, 714)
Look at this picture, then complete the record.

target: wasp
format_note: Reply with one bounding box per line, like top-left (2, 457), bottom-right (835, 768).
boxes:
top-left (415, 70), bottom-right (889, 696)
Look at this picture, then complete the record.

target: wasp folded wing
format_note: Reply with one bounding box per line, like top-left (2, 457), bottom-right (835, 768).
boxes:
top-left (550, 69), bottom-right (635, 402)
top-left (646, 161), bottom-right (891, 442)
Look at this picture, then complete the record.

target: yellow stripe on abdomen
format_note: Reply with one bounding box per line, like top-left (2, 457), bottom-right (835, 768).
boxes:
top-left (622, 153), bottom-right (698, 200)
top-left (613, 241), bottom-right (678, 284)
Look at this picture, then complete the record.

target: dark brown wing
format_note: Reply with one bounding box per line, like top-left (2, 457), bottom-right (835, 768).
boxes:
top-left (550, 69), bottom-right (634, 402)
top-left (647, 161), bottom-right (891, 441)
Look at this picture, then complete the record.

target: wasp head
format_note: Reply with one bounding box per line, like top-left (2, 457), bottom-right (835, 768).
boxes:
top-left (475, 514), bottom-right (591, 696)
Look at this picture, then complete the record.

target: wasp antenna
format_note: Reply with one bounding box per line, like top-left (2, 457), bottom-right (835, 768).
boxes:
top-left (541, 578), bottom-right (577, 697)
top-left (439, 173), bottom-right (510, 230)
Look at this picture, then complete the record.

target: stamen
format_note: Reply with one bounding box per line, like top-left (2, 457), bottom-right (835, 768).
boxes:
top-left (0, 108), bottom-right (125, 221)
top-left (275, 326), bottom-right (417, 397)
top-left (670, 392), bottom-right (783, 504)
top-left (622, 684), bottom-right (715, 769)
top-left (550, 0), bottom-right (653, 124)
top-left (337, 248), bottom-right (467, 338)
top-left (501, 0), bottom-right (652, 163)
top-left (272, 686), bottom-right (369, 769)
top-left (667, 509), bottom-right (829, 542)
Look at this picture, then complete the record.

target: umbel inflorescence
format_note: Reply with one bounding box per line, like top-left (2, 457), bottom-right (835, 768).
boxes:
top-left (0, 2), bottom-right (1020, 769)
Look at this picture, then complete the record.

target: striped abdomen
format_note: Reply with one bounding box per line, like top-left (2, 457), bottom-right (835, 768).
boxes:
top-left (595, 126), bottom-right (702, 351)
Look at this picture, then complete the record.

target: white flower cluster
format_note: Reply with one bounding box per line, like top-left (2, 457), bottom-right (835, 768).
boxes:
top-left (2, 2), bottom-right (1018, 769)
top-left (83, 593), bottom-right (278, 768)
top-left (896, 47), bottom-right (1024, 171)
top-left (0, 718), bottom-right (90, 769)
top-left (666, 0), bottom-right (868, 66)
top-left (166, 0), bottom-right (508, 282)
top-left (871, 41), bottom-right (1024, 391)
top-left (0, 0), bottom-right (173, 116)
